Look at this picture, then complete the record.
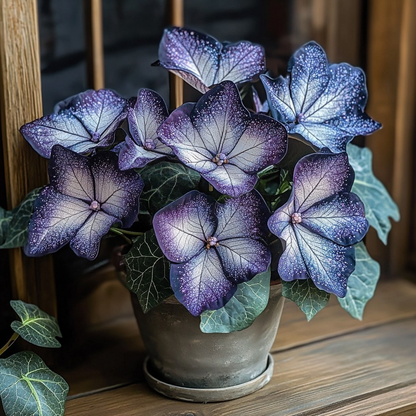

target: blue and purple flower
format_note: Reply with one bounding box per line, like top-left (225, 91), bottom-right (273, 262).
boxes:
top-left (20, 89), bottom-right (128, 158)
top-left (268, 152), bottom-right (369, 297)
top-left (261, 41), bottom-right (381, 153)
top-left (155, 27), bottom-right (266, 93)
top-left (157, 81), bottom-right (287, 197)
top-left (24, 145), bottom-right (144, 260)
top-left (153, 190), bottom-right (271, 316)
top-left (118, 89), bottom-right (174, 170)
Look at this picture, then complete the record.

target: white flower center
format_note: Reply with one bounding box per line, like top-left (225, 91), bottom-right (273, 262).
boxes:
top-left (212, 153), bottom-right (228, 166)
top-left (206, 236), bottom-right (218, 249)
top-left (144, 139), bottom-right (156, 150)
top-left (89, 200), bottom-right (101, 211)
top-left (291, 212), bottom-right (302, 224)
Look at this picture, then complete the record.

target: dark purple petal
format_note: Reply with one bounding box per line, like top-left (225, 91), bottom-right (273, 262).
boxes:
top-left (153, 191), bottom-right (217, 263)
top-left (170, 249), bottom-right (237, 316)
top-left (24, 187), bottom-right (91, 257)
top-left (215, 190), bottom-right (270, 241)
top-left (227, 114), bottom-right (287, 173)
top-left (90, 151), bottom-right (144, 228)
top-left (20, 110), bottom-right (92, 158)
top-left (278, 225), bottom-right (354, 297)
top-left (48, 145), bottom-right (94, 201)
top-left (157, 27), bottom-right (265, 93)
top-left (216, 238), bottom-right (270, 284)
top-left (302, 192), bottom-right (369, 246)
top-left (292, 152), bottom-right (354, 212)
top-left (70, 211), bottom-right (119, 260)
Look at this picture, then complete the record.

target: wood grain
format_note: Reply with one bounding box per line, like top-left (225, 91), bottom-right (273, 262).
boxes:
top-left (0, 0), bottom-right (56, 316)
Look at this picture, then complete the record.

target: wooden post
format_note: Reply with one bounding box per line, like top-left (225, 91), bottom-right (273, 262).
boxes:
top-left (0, 0), bottom-right (56, 316)
top-left (84, 0), bottom-right (105, 90)
top-left (167, 0), bottom-right (184, 110)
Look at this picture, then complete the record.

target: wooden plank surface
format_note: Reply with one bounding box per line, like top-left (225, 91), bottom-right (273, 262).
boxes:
top-left (0, 0), bottom-right (56, 316)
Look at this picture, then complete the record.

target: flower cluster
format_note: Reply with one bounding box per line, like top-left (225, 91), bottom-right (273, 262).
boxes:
top-left (9, 27), bottom-right (396, 325)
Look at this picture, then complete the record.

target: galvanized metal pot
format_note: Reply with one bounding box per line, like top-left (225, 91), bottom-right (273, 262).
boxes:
top-left (131, 283), bottom-right (284, 402)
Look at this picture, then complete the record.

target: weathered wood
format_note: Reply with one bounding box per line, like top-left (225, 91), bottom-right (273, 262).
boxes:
top-left (0, 0), bottom-right (56, 316)
top-left (64, 317), bottom-right (416, 415)
top-left (84, 0), bottom-right (105, 90)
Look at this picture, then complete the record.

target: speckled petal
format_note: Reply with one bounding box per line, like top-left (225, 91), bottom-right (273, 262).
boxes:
top-left (215, 190), bottom-right (270, 241)
top-left (71, 89), bottom-right (128, 139)
top-left (24, 187), bottom-right (91, 257)
top-left (302, 192), bottom-right (369, 246)
top-left (157, 27), bottom-right (220, 93)
top-left (48, 145), bottom-right (94, 201)
top-left (170, 249), bottom-right (237, 316)
top-left (20, 110), bottom-right (92, 158)
top-left (279, 225), bottom-right (354, 297)
top-left (293, 152), bottom-right (354, 212)
top-left (252, 86), bottom-right (270, 114)
top-left (227, 113), bottom-right (287, 173)
top-left (216, 41), bottom-right (265, 85)
top-left (153, 191), bottom-right (217, 263)
top-left (70, 211), bottom-right (119, 260)
top-left (90, 152), bottom-right (143, 228)
top-left (216, 238), bottom-right (270, 284)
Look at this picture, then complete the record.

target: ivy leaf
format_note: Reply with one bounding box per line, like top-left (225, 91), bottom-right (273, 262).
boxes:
top-left (10, 301), bottom-right (62, 348)
top-left (0, 188), bottom-right (41, 249)
top-left (338, 242), bottom-right (380, 320)
top-left (140, 161), bottom-right (200, 214)
top-left (347, 144), bottom-right (400, 244)
top-left (124, 229), bottom-right (173, 313)
top-left (282, 279), bottom-right (330, 321)
top-left (0, 351), bottom-right (68, 416)
top-left (200, 268), bottom-right (271, 333)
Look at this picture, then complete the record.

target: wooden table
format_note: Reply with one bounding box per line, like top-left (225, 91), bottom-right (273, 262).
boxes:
top-left (63, 278), bottom-right (416, 415)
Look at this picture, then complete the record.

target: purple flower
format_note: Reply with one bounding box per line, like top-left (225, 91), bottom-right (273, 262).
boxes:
top-left (268, 152), bottom-right (369, 297)
top-left (24, 145), bottom-right (144, 260)
top-left (157, 81), bottom-right (287, 197)
top-left (153, 190), bottom-right (271, 316)
top-left (155, 27), bottom-right (266, 93)
top-left (261, 42), bottom-right (381, 153)
top-left (20, 89), bottom-right (128, 158)
top-left (118, 89), bottom-right (174, 170)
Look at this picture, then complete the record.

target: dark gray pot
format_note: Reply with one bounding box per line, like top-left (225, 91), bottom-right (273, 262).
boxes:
top-left (132, 283), bottom-right (284, 402)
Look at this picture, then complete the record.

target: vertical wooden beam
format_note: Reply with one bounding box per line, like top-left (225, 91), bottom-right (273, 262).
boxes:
top-left (167, 0), bottom-right (184, 110)
top-left (84, 0), bottom-right (105, 90)
top-left (0, 0), bottom-right (56, 316)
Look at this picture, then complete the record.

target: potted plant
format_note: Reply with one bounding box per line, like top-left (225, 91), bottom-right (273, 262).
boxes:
top-left (0, 26), bottom-right (399, 413)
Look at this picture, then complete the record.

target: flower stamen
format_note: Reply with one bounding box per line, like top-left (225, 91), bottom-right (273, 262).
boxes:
top-left (205, 236), bottom-right (219, 249)
top-left (291, 212), bottom-right (302, 224)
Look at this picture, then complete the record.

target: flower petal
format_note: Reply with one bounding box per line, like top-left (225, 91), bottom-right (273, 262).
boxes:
top-left (215, 190), bottom-right (270, 241)
top-left (70, 211), bottom-right (118, 260)
top-left (24, 188), bottom-right (91, 257)
top-left (170, 249), bottom-right (237, 316)
top-left (216, 238), bottom-right (270, 284)
top-left (90, 152), bottom-right (144, 227)
top-left (153, 191), bottom-right (217, 263)
top-left (302, 192), bottom-right (369, 246)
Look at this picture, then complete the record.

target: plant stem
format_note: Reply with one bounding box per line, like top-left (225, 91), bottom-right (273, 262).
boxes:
top-left (109, 228), bottom-right (132, 245)
top-left (0, 333), bottom-right (19, 356)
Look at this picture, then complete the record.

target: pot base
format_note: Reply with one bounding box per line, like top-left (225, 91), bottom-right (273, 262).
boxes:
top-left (143, 354), bottom-right (274, 403)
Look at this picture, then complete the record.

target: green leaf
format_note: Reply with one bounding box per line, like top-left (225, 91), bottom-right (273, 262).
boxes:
top-left (338, 242), bottom-right (380, 320)
top-left (124, 229), bottom-right (173, 313)
top-left (347, 144), bottom-right (399, 244)
top-left (10, 301), bottom-right (62, 348)
top-left (140, 161), bottom-right (200, 214)
top-left (200, 268), bottom-right (271, 333)
top-left (282, 279), bottom-right (330, 321)
top-left (0, 351), bottom-right (68, 416)
top-left (0, 188), bottom-right (41, 249)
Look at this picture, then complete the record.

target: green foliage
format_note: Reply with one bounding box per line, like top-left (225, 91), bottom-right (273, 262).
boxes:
top-left (338, 242), bottom-right (380, 320)
top-left (256, 167), bottom-right (292, 211)
top-left (0, 188), bottom-right (41, 249)
top-left (200, 268), bottom-right (271, 333)
top-left (282, 279), bottom-right (330, 321)
top-left (0, 351), bottom-right (68, 416)
top-left (347, 144), bottom-right (399, 244)
top-left (10, 301), bottom-right (62, 348)
top-left (124, 230), bottom-right (173, 313)
top-left (140, 161), bottom-right (200, 214)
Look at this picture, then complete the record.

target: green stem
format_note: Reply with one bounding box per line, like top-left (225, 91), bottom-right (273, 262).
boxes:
top-left (109, 228), bottom-right (132, 245)
top-left (0, 333), bottom-right (19, 356)
top-left (110, 228), bottom-right (144, 237)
